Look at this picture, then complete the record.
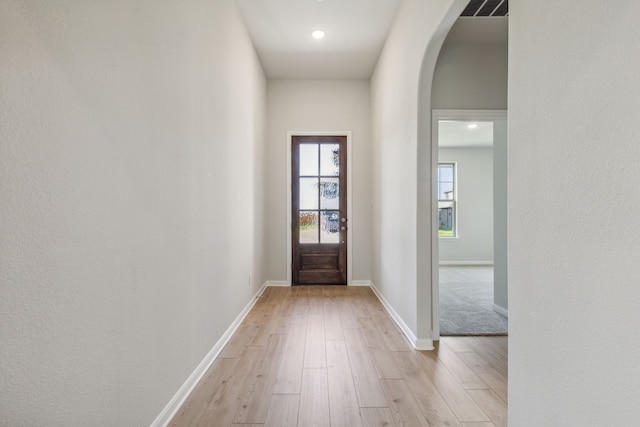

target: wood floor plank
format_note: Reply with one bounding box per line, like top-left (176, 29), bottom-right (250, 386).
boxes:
top-left (410, 351), bottom-right (489, 422)
top-left (326, 340), bottom-right (363, 427)
top-left (360, 407), bottom-right (398, 427)
top-left (436, 342), bottom-right (489, 389)
top-left (382, 379), bottom-right (431, 427)
top-left (171, 345), bottom-right (266, 426)
top-left (337, 298), bottom-right (360, 330)
top-left (367, 310), bottom-right (413, 351)
top-left (358, 315), bottom-right (410, 352)
top-left (250, 299), bottom-right (288, 347)
top-left (391, 351), bottom-right (462, 427)
top-left (287, 291), bottom-right (310, 325)
top-left (480, 336), bottom-right (508, 356)
top-left (357, 317), bottom-right (390, 351)
top-left (233, 334), bottom-right (286, 424)
top-left (347, 288), bottom-right (374, 320)
top-left (298, 368), bottom-right (330, 427)
top-left (467, 389), bottom-right (507, 427)
top-left (304, 313), bottom-right (326, 368)
top-left (464, 338), bottom-right (508, 378)
top-left (168, 358), bottom-right (239, 426)
top-left (218, 321), bottom-right (252, 358)
top-left (371, 349), bottom-right (405, 379)
top-left (343, 329), bottom-right (388, 407)
top-left (273, 321), bottom-right (307, 394)
top-left (457, 351), bottom-right (508, 404)
top-left (441, 337), bottom-right (477, 353)
top-left (264, 394), bottom-right (300, 427)
top-left (323, 297), bottom-right (344, 341)
top-left (306, 287), bottom-right (325, 316)
top-left (461, 423), bottom-right (496, 427)
top-left (220, 305), bottom-right (266, 358)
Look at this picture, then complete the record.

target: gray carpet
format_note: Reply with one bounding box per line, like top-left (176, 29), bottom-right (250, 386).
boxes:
top-left (439, 266), bottom-right (508, 336)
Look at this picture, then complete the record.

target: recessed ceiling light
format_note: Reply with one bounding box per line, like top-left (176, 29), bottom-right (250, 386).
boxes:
top-left (467, 123), bottom-right (478, 129)
top-left (312, 30), bottom-right (325, 40)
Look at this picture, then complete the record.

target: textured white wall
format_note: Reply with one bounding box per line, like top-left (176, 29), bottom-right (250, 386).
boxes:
top-left (371, 0), bottom-right (465, 344)
top-left (438, 147), bottom-right (494, 263)
top-left (0, 1), bottom-right (266, 425)
top-left (509, 0), bottom-right (640, 425)
top-left (432, 43), bottom-right (508, 110)
top-left (265, 80), bottom-right (372, 282)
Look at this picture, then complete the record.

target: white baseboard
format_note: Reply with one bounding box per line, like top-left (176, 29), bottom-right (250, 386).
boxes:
top-left (369, 283), bottom-right (434, 351)
top-left (493, 304), bottom-right (508, 318)
top-left (414, 339), bottom-right (435, 351)
top-left (265, 280), bottom-right (290, 287)
top-left (439, 261), bottom-right (494, 266)
top-left (349, 280), bottom-right (372, 287)
top-left (150, 283), bottom-right (266, 427)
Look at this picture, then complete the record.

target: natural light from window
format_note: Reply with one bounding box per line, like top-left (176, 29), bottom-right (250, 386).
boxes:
top-left (438, 163), bottom-right (456, 237)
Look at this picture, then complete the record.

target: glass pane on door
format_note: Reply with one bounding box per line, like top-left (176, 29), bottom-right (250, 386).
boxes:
top-left (299, 178), bottom-right (319, 210)
top-left (300, 211), bottom-right (319, 243)
top-left (299, 144), bottom-right (319, 176)
top-left (320, 211), bottom-right (340, 243)
top-left (320, 144), bottom-right (340, 176)
top-left (320, 178), bottom-right (339, 210)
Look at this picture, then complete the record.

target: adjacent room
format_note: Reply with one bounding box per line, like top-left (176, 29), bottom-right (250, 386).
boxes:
top-left (431, 15), bottom-right (508, 337)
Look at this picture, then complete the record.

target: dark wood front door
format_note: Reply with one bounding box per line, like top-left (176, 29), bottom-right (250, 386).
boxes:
top-left (292, 136), bottom-right (347, 285)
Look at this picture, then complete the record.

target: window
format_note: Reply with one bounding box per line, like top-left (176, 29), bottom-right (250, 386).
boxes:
top-left (438, 163), bottom-right (456, 237)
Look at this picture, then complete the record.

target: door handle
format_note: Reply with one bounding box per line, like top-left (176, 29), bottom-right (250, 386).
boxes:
top-left (341, 226), bottom-right (347, 231)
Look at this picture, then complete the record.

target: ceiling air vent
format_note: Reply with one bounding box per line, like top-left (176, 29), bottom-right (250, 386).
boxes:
top-left (461, 0), bottom-right (508, 17)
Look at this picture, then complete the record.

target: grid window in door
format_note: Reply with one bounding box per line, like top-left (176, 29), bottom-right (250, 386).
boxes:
top-left (298, 143), bottom-right (341, 244)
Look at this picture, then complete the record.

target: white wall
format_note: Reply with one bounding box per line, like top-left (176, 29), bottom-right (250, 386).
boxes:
top-left (438, 147), bottom-right (494, 263)
top-left (509, 0), bottom-right (640, 425)
top-left (0, 1), bottom-right (266, 425)
top-left (432, 42), bottom-right (508, 110)
top-left (265, 80), bottom-right (372, 282)
top-left (371, 0), bottom-right (465, 347)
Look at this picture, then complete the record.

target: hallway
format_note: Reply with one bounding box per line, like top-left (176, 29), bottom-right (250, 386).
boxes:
top-left (170, 286), bottom-right (507, 426)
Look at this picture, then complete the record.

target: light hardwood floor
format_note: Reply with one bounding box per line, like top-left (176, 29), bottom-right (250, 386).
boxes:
top-left (170, 286), bottom-right (507, 427)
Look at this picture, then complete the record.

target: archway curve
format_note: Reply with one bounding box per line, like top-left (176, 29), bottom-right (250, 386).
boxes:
top-left (415, 0), bottom-right (468, 346)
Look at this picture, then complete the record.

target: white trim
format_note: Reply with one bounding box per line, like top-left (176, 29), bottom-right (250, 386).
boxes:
top-left (431, 109), bottom-right (508, 341)
top-left (265, 280), bottom-right (290, 287)
top-left (286, 131), bottom-right (353, 286)
top-left (433, 109), bottom-right (509, 121)
top-left (431, 111), bottom-right (441, 340)
top-left (414, 339), bottom-right (435, 351)
top-left (369, 283), bottom-right (434, 351)
top-left (349, 280), bottom-right (372, 287)
top-left (439, 261), bottom-right (494, 266)
top-left (493, 304), bottom-right (508, 318)
top-left (150, 283), bottom-right (266, 427)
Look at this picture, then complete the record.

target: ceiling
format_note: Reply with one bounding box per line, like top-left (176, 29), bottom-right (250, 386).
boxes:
top-left (236, 0), bottom-right (402, 80)
top-left (236, 0), bottom-right (508, 80)
top-left (438, 120), bottom-right (494, 148)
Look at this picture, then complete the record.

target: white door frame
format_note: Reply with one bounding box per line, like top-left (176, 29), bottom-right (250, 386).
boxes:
top-left (431, 110), bottom-right (507, 339)
top-left (286, 131), bottom-right (353, 286)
